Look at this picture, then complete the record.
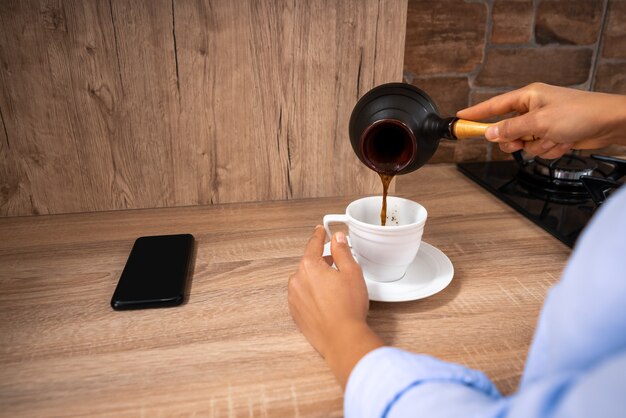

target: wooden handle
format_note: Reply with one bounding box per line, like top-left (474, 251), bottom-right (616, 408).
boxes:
top-left (453, 119), bottom-right (537, 141)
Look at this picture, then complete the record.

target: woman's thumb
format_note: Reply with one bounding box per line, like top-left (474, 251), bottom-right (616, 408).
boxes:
top-left (330, 231), bottom-right (359, 273)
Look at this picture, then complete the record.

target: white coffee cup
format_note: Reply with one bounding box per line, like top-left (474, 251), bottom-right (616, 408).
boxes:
top-left (323, 196), bottom-right (427, 282)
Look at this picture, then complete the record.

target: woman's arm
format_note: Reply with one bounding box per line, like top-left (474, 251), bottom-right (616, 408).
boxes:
top-left (287, 226), bottom-right (384, 389)
top-left (457, 83), bottom-right (626, 159)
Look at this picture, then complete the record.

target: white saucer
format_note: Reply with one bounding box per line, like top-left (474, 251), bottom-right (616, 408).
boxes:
top-left (322, 240), bottom-right (454, 302)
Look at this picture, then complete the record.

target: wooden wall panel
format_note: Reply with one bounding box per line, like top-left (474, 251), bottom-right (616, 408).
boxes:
top-left (0, 0), bottom-right (127, 215)
top-left (0, 0), bottom-right (86, 215)
top-left (0, 0), bottom-right (407, 216)
top-left (109, 0), bottom-right (180, 208)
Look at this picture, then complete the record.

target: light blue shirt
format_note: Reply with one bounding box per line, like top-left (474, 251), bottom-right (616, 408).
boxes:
top-left (345, 185), bottom-right (626, 417)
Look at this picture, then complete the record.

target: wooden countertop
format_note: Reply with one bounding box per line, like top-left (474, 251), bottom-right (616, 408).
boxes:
top-left (0, 164), bottom-right (571, 417)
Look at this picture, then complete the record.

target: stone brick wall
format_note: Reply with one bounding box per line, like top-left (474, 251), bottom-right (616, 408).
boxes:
top-left (403, 0), bottom-right (626, 163)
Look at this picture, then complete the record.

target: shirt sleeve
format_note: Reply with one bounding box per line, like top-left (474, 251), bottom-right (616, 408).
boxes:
top-left (345, 346), bottom-right (626, 418)
top-left (343, 346), bottom-right (503, 418)
top-left (520, 184), bottom-right (626, 387)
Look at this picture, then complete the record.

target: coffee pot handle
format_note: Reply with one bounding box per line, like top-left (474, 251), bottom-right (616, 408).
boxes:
top-left (451, 119), bottom-right (537, 142)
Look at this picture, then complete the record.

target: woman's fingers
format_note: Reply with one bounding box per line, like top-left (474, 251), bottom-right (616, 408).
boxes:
top-left (330, 232), bottom-right (360, 275)
top-left (536, 143), bottom-right (571, 159)
top-left (457, 87), bottom-right (531, 121)
top-left (499, 141), bottom-right (524, 153)
top-left (303, 225), bottom-right (326, 260)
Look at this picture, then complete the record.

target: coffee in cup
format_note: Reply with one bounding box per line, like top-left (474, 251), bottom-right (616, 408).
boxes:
top-left (323, 196), bottom-right (427, 282)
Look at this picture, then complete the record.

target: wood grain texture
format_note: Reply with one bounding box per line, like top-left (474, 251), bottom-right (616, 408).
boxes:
top-left (0, 165), bottom-right (570, 416)
top-left (0, 0), bottom-right (408, 216)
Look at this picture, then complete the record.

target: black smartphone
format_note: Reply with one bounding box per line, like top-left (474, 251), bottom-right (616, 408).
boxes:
top-left (111, 234), bottom-right (195, 310)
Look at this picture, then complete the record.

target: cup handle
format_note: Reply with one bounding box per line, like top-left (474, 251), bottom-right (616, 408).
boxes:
top-left (323, 214), bottom-right (349, 240)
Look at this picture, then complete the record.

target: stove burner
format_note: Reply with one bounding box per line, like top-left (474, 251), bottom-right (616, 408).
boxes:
top-left (515, 153), bottom-right (625, 204)
top-left (534, 155), bottom-right (598, 181)
top-left (457, 152), bottom-right (626, 247)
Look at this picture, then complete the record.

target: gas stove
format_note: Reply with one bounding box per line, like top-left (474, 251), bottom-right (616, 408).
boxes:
top-left (457, 152), bottom-right (626, 247)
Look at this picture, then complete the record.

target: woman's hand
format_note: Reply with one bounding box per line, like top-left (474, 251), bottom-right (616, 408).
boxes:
top-left (457, 83), bottom-right (626, 159)
top-left (288, 226), bottom-right (384, 389)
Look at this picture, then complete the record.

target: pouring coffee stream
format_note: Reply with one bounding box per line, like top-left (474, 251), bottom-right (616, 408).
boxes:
top-left (349, 82), bottom-right (536, 226)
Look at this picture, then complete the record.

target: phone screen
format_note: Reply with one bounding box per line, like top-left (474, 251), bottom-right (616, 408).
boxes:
top-left (111, 234), bottom-right (195, 310)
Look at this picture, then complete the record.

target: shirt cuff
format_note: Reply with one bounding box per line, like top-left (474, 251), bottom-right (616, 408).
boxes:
top-left (344, 346), bottom-right (501, 418)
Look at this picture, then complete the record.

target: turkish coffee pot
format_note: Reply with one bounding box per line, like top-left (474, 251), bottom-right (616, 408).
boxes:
top-left (349, 82), bottom-right (534, 175)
